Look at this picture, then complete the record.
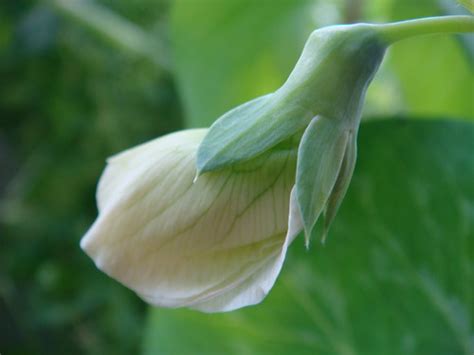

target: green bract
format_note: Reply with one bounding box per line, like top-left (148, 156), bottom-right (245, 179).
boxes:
top-left (197, 24), bottom-right (386, 241)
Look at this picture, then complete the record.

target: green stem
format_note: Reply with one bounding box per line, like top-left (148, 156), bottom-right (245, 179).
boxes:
top-left (377, 15), bottom-right (474, 44)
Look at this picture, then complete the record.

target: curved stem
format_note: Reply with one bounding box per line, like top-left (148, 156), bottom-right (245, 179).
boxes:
top-left (377, 15), bottom-right (474, 44)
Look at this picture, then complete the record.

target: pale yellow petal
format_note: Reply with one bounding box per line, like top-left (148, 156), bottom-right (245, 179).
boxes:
top-left (192, 186), bottom-right (303, 312)
top-left (81, 129), bottom-right (298, 312)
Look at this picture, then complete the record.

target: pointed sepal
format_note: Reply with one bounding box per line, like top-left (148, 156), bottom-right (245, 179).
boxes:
top-left (295, 115), bottom-right (349, 246)
top-left (322, 129), bottom-right (357, 243)
top-left (196, 93), bottom-right (312, 176)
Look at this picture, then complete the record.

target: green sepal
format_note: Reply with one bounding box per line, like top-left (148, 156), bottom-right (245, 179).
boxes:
top-left (322, 129), bottom-right (357, 243)
top-left (295, 115), bottom-right (349, 246)
top-left (195, 93), bottom-right (312, 176)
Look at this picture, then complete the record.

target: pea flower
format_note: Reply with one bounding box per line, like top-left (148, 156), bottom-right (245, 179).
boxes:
top-left (82, 24), bottom-right (384, 312)
top-left (81, 17), bottom-right (474, 312)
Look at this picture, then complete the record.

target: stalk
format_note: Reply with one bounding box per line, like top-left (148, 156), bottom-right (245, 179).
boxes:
top-left (377, 15), bottom-right (474, 44)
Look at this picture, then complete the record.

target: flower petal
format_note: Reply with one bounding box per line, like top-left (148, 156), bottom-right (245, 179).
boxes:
top-left (81, 129), bottom-right (297, 312)
top-left (96, 130), bottom-right (206, 213)
top-left (191, 186), bottom-right (303, 312)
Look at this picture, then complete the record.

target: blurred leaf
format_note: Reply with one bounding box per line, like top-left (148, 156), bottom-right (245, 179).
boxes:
top-left (385, 0), bottom-right (474, 120)
top-left (143, 119), bottom-right (474, 355)
top-left (362, 0), bottom-right (473, 120)
top-left (0, 1), bottom-right (180, 354)
top-left (50, 0), bottom-right (170, 71)
top-left (438, 0), bottom-right (474, 60)
top-left (170, 0), bottom-right (317, 127)
top-left (387, 37), bottom-right (473, 120)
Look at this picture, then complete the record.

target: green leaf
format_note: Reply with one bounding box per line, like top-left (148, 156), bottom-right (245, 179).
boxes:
top-left (170, 0), bottom-right (316, 127)
top-left (143, 120), bottom-right (474, 355)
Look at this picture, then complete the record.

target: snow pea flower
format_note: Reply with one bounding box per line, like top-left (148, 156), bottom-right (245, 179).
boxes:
top-left (82, 16), bottom-right (474, 312)
top-left (82, 23), bottom-right (387, 313)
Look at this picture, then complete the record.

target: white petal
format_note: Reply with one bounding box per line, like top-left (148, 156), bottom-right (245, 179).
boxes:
top-left (81, 129), bottom-right (298, 312)
top-left (96, 130), bottom-right (206, 212)
top-left (191, 186), bottom-right (303, 312)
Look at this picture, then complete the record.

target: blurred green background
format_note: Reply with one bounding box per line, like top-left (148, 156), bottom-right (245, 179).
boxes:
top-left (0, 0), bottom-right (472, 354)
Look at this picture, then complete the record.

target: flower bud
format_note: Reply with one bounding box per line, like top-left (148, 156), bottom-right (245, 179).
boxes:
top-left (83, 23), bottom-right (390, 312)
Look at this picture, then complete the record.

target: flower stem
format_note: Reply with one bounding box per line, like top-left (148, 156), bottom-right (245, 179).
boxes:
top-left (377, 15), bottom-right (474, 44)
